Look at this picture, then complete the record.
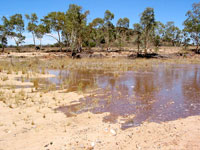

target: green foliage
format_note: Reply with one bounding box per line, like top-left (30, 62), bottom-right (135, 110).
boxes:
top-left (133, 23), bottom-right (143, 53)
top-left (87, 18), bottom-right (105, 49)
top-left (116, 18), bottom-right (130, 50)
top-left (1, 14), bottom-right (25, 51)
top-left (0, 19), bottom-right (9, 52)
top-left (184, 2), bottom-right (200, 50)
top-left (64, 4), bottom-right (89, 52)
top-left (25, 13), bottom-right (38, 46)
top-left (182, 30), bottom-right (191, 49)
top-left (42, 11), bottom-right (66, 50)
top-left (140, 7), bottom-right (156, 53)
top-left (154, 21), bottom-right (165, 46)
top-left (164, 21), bottom-right (181, 46)
top-left (104, 10), bottom-right (115, 49)
top-left (117, 18), bottom-right (129, 29)
top-left (154, 35), bottom-right (161, 47)
top-left (104, 10), bottom-right (114, 22)
top-left (0, 36), bottom-right (7, 51)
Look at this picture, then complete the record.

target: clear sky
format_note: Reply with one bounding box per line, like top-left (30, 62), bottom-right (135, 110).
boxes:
top-left (0, 0), bottom-right (199, 45)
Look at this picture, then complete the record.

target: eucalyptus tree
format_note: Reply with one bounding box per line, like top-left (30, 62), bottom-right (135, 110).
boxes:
top-left (65, 4), bottom-right (89, 52)
top-left (140, 7), bottom-right (156, 54)
top-left (155, 21), bottom-right (165, 38)
top-left (8, 14), bottom-right (25, 51)
top-left (164, 21), bottom-right (181, 46)
top-left (116, 17), bottom-right (130, 50)
top-left (82, 24), bottom-right (94, 49)
top-left (1, 15), bottom-right (24, 51)
top-left (133, 23), bottom-right (143, 54)
top-left (0, 23), bottom-right (8, 52)
top-left (154, 21), bottom-right (165, 45)
top-left (0, 35), bottom-right (7, 52)
top-left (184, 2), bottom-right (200, 52)
top-left (35, 24), bottom-right (47, 49)
top-left (25, 13), bottom-right (38, 47)
top-left (42, 11), bottom-right (66, 51)
top-left (103, 10), bottom-right (115, 50)
top-left (182, 30), bottom-right (191, 50)
top-left (91, 18), bottom-right (104, 47)
top-left (87, 18), bottom-right (104, 49)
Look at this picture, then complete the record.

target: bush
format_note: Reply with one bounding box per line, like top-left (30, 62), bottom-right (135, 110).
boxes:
top-left (89, 41), bottom-right (96, 47)
top-left (83, 41), bottom-right (96, 47)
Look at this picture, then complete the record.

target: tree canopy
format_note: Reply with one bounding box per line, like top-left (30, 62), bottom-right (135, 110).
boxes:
top-left (184, 2), bottom-right (200, 51)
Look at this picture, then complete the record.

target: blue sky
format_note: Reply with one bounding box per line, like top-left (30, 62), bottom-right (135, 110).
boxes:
top-left (0, 0), bottom-right (199, 45)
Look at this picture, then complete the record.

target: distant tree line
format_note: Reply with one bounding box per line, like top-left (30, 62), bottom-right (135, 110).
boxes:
top-left (0, 2), bottom-right (200, 54)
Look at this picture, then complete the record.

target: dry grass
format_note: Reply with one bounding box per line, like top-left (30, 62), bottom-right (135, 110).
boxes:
top-left (1, 76), bottom-right (9, 81)
top-left (0, 57), bottom-right (200, 74)
top-left (42, 57), bottom-right (200, 72)
top-left (31, 78), bottom-right (39, 90)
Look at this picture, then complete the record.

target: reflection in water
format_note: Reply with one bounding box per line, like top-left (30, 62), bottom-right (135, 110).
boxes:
top-left (50, 64), bottom-right (200, 129)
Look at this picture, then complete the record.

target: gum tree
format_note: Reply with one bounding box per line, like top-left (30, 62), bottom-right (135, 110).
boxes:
top-left (6, 14), bottom-right (25, 51)
top-left (182, 30), bottom-right (191, 50)
top-left (116, 17), bottom-right (130, 50)
top-left (86, 18), bottom-right (104, 49)
top-left (42, 12), bottom-right (66, 51)
top-left (0, 22), bottom-right (8, 52)
top-left (25, 13), bottom-right (38, 47)
top-left (164, 21), bottom-right (181, 46)
top-left (184, 2), bottom-right (200, 52)
top-left (140, 7), bottom-right (156, 54)
top-left (133, 23), bottom-right (143, 54)
top-left (65, 4), bottom-right (89, 52)
top-left (104, 10), bottom-right (114, 50)
top-left (35, 24), bottom-right (47, 49)
top-left (154, 21), bottom-right (165, 47)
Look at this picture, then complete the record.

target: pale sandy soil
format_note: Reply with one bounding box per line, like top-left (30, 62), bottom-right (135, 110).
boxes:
top-left (0, 54), bottom-right (200, 150)
top-left (0, 52), bottom-right (49, 58)
top-left (0, 51), bottom-right (69, 60)
top-left (0, 46), bottom-right (190, 59)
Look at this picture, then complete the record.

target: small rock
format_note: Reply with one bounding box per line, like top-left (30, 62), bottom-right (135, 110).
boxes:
top-left (96, 140), bottom-right (101, 143)
top-left (91, 142), bottom-right (95, 147)
top-left (110, 129), bottom-right (117, 136)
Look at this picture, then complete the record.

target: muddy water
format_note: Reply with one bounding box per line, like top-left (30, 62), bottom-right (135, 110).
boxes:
top-left (50, 64), bottom-right (200, 129)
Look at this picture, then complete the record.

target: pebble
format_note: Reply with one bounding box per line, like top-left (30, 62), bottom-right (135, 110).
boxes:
top-left (91, 141), bottom-right (95, 147)
top-left (110, 129), bottom-right (117, 136)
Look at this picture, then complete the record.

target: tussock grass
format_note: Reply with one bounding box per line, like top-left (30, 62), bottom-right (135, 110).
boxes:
top-left (1, 76), bottom-right (9, 81)
top-left (42, 57), bottom-right (200, 72)
top-left (0, 57), bottom-right (200, 75)
top-left (31, 78), bottom-right (39, 90)
top-left (0, 91), bottom-right (5, 102)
